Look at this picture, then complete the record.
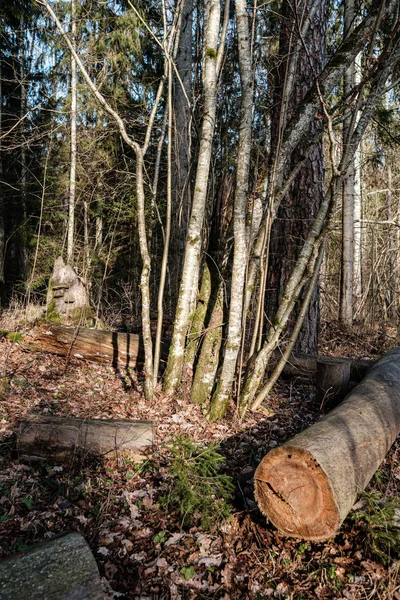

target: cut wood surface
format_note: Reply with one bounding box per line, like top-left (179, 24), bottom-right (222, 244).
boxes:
top-left (18, 414), bottom-right (153, 462)
top-left (23, 325), bottom-right (170, 369)
top-left (255, 348), bottom-right (400, 541)
top-left (0, 532), bottom-right (103, 599)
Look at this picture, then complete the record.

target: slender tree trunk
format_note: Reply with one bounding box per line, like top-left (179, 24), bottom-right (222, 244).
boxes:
top-left (136, 152), bottom-right (154, 399)
top-left (163, 0), bottom-right (221, 395)
top-left (0, 54), bottom-right (4, 284)
top-left (171, 0), bottom-right (193, 305)
top-left (209, 0), bottom-right (253, 419)
top-left (387, 163), bottom-right (397, 323)
top-left (19, 23), bottom-right (28, 278)
top-left (340, 0), bottom-right (356, 326)
top-left (67, 0), bottom-right (77, 265)
top-left (39, 0), bottom-right (158, 400)
top-left (353, 55), bottom-right (362, 304)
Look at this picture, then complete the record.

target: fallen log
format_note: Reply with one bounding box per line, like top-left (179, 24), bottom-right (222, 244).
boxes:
top-left (18, 414), bottom-right (153, 462)
top-left (23, 325), bottom-right (170, 369)
top-left (280, 352), bottom-right (374, 382)
top-left (254, 348), bottom-right (400, 541)
top-left (0, 532), bottom-right (103, 600)
top-left (316, 357), bottom-right (351, 409)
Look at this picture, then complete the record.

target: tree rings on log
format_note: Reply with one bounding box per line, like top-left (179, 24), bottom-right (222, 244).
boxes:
top-left (0, 532), bottom-right (103, 599)
top-left (17, 414), bottom-right (153, 462)
top-left (255, 446), bottom-right (340, 539)
top-left (255, 348), bottom-right (400, 540)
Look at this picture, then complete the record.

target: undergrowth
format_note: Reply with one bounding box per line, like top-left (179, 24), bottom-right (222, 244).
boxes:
top-left (160, 435), bottom-right (234, 530)
top-left (352, 491), bottom-right (400, 565)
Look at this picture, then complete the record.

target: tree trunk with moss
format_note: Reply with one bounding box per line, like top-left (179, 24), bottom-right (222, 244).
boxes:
top-left (183, 262), bottom-right (212, 378)
top-left (209, 0), bottom-right (253, 419)
top-left (192, 282), bottom-right (224, 407)
top-left (163, 0), bottom-right (221, 395)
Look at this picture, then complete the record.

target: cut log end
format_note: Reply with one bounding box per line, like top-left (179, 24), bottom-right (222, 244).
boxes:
top-left (254, 446), bottom-right (340, 540)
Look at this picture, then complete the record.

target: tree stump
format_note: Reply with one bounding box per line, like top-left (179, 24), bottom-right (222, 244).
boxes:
top-left (47, 256), bottom-right (90, 322)
top-left (0, 532), bottom-right (103, 599)
top-left (254, 348), bottom-right (400, 540)
top-left (316, 357), bottom-right (351, 409)
top-left (18, 414), bottom-right (153, 462)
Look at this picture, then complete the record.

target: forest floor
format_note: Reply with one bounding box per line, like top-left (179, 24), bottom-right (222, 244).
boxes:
top-left (0, 314), bottom-right (399, 600)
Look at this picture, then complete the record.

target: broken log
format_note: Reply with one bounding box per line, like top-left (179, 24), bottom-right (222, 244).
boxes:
top-left (23, 325), bottom-right (170, 369)
top-left (0, 532), bottom-right (103, 600)
top-left (254, 348), bottom-right (400, 541)
top-left (18, 414), bottom-right (153, 462)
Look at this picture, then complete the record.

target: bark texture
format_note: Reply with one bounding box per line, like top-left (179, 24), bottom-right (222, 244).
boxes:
top-left (0, 532), bottom-right (103, 600)
top-left (18, 414), bottom-right (153, 461)
top-left (209, 0), bottom-right (253, 418)
top-left (266, 0), bottom-right (326, 354)
top-left (255, 348), bottom-right (400, 540)
top-left (316, 357), bottom-right (351, 409)
top-left (163, 0), bottom-right (221, 395)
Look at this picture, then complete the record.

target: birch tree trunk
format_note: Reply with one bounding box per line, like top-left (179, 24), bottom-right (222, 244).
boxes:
top-left (340, 0), bottom-right (356, 326)
top-left (67, 0), bottom-right (77, 265)
top-left (163, 0), bottom-right (221, 395)
top-left (353, 55), bottom-right (362, 303)
top-left (209, 0), bottom-right (253, 419)
top-left (0, 56), bottom-right (4, 284)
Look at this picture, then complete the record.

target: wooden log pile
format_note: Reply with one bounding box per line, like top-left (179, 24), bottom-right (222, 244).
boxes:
top-left (255, 348), bottom-right (400, 540)
top-left (0, 532), bottom-right (103, 599)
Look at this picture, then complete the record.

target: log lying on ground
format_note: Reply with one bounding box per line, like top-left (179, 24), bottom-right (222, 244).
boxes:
top-left (255, 348), bottom-right (400, 541)
top-left (316, 357), bottom-right (351, 409)
top-left (0, 532), bottom-right (103, 600)
top-left (23, 325), bottom-right (170, 369)
top-left (279, 352), bottom-right (374, 381)
top-left (18, 414), bottom-right (153, 462)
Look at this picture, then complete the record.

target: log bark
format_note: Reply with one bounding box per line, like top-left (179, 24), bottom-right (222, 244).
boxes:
top-left (254, 348), bottom-right (400, 540)
top-left (23, 325), bottom-right (170, 369)
top-left (18, 414), bottom-right (153, 462)
top-left (316, 357), bottom-right (351, 409)
top-left (279, 352), bottom-right (374, 382)
top-left (0, 532), bottom-right (103, 599)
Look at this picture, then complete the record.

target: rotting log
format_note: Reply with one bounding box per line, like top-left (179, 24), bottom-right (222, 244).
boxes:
top-left (18, 414), bottom-right (153, 462)
top-left (254, 348), bottom-right (400, 541)
top-left (0, 532), bottom-right (103, 600)
top-left (23, 325), bottom-right (170, 369)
